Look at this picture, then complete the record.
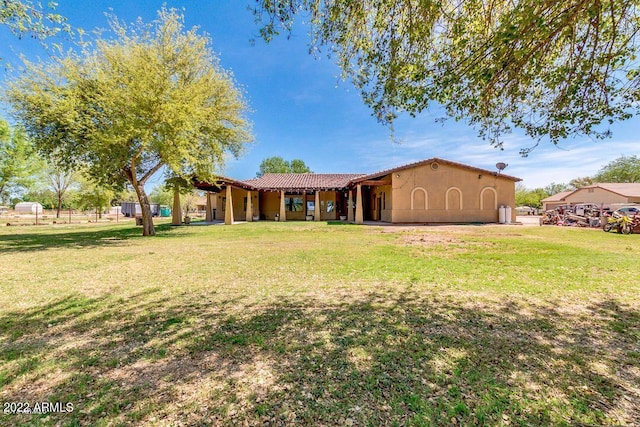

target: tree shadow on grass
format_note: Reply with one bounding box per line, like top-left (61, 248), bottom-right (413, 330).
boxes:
top-left (0, 224), bottom-right (184, 253)
top-left (0, 290), bottom-right (638, 426)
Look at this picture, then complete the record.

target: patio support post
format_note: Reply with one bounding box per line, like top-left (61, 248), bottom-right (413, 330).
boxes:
top-left (303, 191), bottom-right (307, 218)
top-left (172, 190), bottom-right (182, 225)
top-left (279, 190), bottom-right (286, 221)
top-left (347, 189), bottom-right (354, 222)
top-left (355, 184), bottom-right (364, 224)
top-left (246, 190), bottom-right (252, 222)
top-left (255, 192), bottom-right (260, 220)
top-left (225, 186), bottom-right (234, 225)
top-left (205, 192), bottom-right (213, 222)
top-left (315, 191), bottom-right (321, 221)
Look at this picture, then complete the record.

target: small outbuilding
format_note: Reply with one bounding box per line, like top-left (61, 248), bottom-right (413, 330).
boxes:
top-left (542, 183), bottom-right (640, 211)
top-left (15, 202), bottom-right (43, 214)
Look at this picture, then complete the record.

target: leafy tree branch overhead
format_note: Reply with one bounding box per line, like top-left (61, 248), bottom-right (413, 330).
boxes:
top-left (253, 0), bottom-right (640, 152)
top-left (6, 7), bottom-right (253, 236)
top-left (0, 0), bottom-right (71, 40)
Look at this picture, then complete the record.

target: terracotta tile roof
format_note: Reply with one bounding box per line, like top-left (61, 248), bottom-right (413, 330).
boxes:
top-left (192, 157), bottom-right (523, 191)
top-left (244, 173), bottom-right (365, 191)
top-left (351, 157), bottom-right (522, 183)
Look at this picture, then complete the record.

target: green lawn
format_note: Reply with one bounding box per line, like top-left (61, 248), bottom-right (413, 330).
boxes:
top-left (0, 221), bottom-right (638, 426)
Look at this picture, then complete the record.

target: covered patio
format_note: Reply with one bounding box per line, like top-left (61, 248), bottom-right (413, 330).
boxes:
top-left (180, 173), bottom-right (373, 225)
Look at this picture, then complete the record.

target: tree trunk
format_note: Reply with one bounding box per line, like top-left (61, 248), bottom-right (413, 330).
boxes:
top-left (0, 183), bottom-right (6, 205)
top-left (56, 194), bottom-right (62, 218)
top-left (133, 184), bottom-right (155, 236)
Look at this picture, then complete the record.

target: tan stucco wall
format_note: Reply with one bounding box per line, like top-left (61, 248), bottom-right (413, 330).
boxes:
top-left (563, 188), bottom-right (632, 206)
top-left (213, 187), bottom-right (250, 221)
top-left (256, 190), bottom-right (341, 221)
top-left (370, 181), bottom-right (392, 222)
top-left (215, 194), bottom-right (223, 220)
top-left (287, 194), bottom-right (306, 221)
top-left (258, 191), bottom-right (280, 220)
top-left (389, 162), bottom-right (516, 223)
top-left (231, 187), bottom-right (246, 221)
top-left (318, 191), bottom-right (339, 220)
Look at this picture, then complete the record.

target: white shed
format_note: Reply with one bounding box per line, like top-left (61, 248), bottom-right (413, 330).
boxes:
top-left (15, 202), bottom-right (44, 214)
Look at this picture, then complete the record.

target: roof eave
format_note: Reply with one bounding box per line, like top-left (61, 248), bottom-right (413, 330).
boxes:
top-left (349, 157), bottom-right (522, 184)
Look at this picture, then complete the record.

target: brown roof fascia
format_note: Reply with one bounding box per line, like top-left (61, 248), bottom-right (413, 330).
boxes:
top-left (358, 180), bottom-right (392, 186)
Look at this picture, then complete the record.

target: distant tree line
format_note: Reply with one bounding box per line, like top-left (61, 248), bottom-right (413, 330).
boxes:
top-left (257, 156), bottom-right (312, 177)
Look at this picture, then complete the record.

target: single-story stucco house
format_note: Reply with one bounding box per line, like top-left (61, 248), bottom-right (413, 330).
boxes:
top-left (542, 183), bottom-right (640, 211)
top-left (173, 158), bottom-right (521, 225)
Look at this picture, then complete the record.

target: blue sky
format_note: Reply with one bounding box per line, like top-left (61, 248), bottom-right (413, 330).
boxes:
top-left (1, 0), bottom-right (639, 190)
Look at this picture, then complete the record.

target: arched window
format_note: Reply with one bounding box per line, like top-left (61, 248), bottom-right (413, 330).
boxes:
top-left (480, 187), bottom-right (498, 210)
top-left (411, 187), bottom-right (428, 210)
top-left (445, 187), bottom-right (463, 210)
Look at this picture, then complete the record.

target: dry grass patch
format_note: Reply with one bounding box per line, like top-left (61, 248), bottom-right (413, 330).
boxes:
top-left (0, 221), bottom-right (638, 426)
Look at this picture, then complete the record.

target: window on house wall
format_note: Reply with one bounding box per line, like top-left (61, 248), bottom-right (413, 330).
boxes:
top-left (326, 201), bottom-right (335, 213)
top-left (221, 197), bottom-right (226, 211)
top-left (285, 197), bottom-right (303, 211)
top-left (382, 192), bottom-right (386, 209)
top-left (243, 197), bottom-right (248, 212)
top-left (307, 200), bottom-right (315, 212)
top-left (320, 200), bottom-right (335, 213)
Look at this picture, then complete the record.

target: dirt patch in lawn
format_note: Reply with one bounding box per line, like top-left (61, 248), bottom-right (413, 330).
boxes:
top-left (401, 233), bottom-right (462, 247)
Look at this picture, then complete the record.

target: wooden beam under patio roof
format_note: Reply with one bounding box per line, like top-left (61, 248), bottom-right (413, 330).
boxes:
top-left (192, 176), bottom-right (256, 192)
top-left (357, 180), bottom-right (391, 186)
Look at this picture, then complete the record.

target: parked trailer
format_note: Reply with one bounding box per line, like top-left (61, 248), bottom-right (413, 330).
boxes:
top-left (120, 202), bottom-right (160, 217)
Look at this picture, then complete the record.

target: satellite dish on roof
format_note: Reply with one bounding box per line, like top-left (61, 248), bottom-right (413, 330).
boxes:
top-left (496, 162), bottom-right (508, 173)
